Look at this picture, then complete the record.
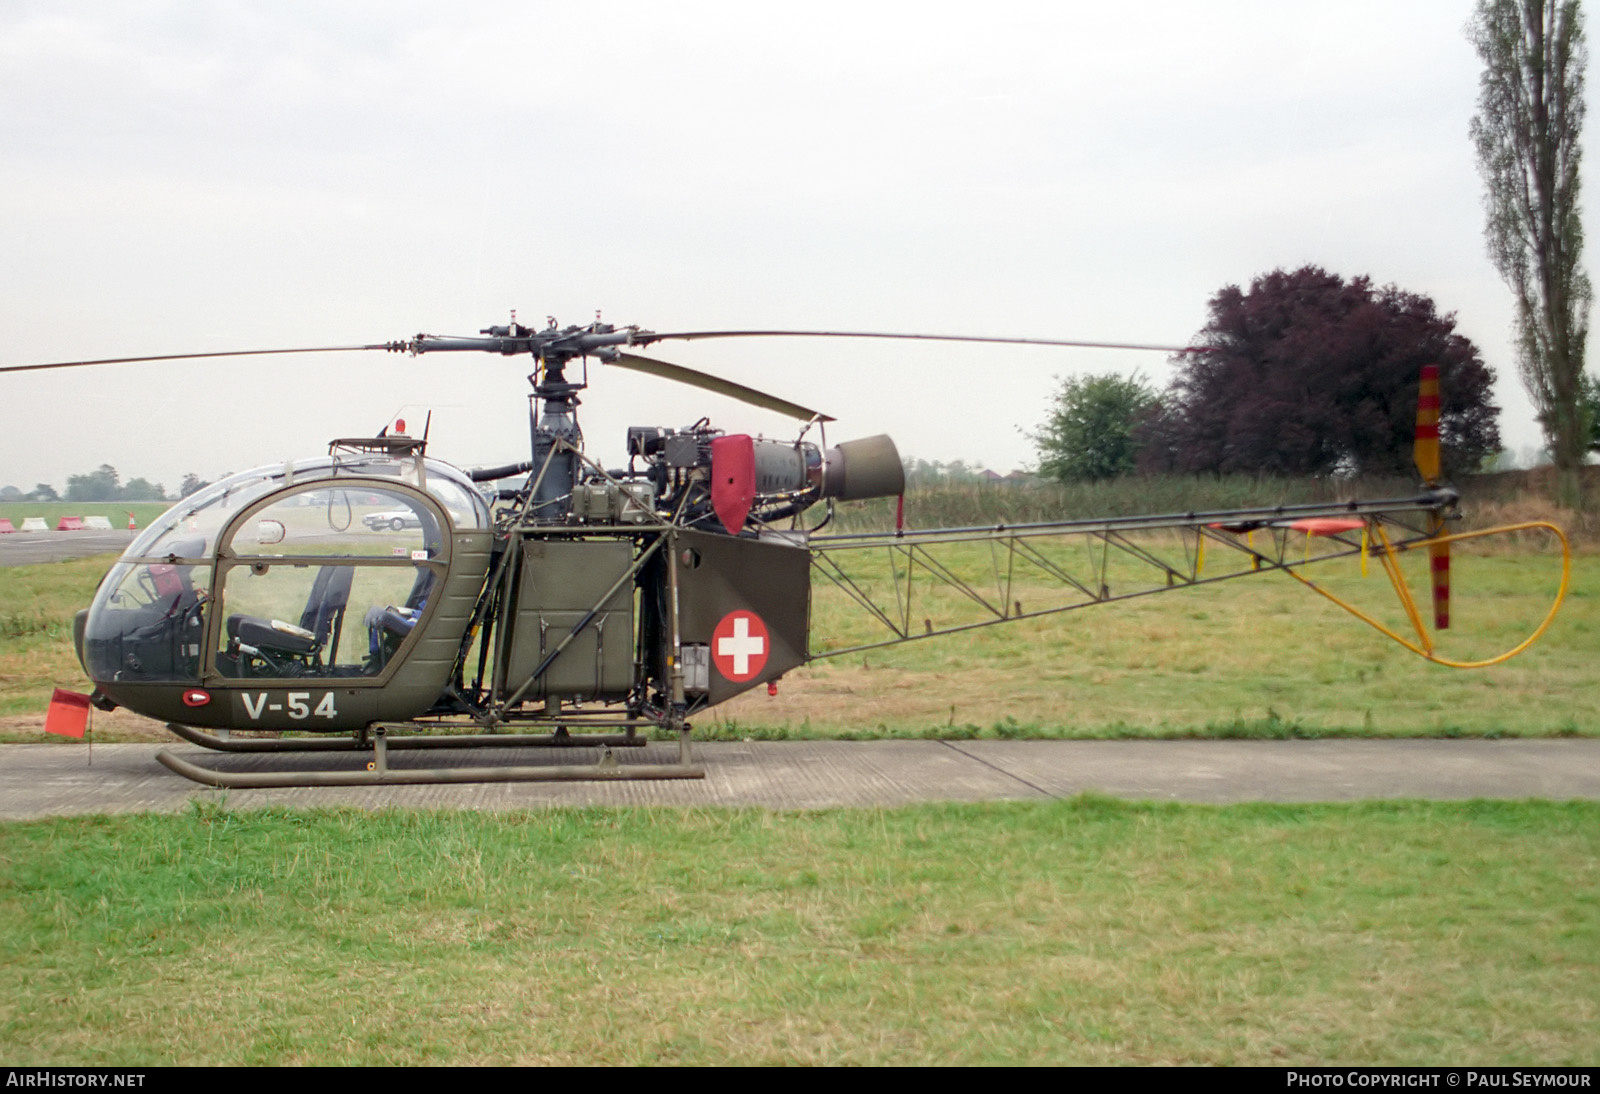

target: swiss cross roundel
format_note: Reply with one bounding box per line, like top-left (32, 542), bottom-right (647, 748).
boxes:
top-left (712, 610), bottom-right (770, 682)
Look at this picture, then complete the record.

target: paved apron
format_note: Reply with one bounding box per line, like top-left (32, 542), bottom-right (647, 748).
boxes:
top-left (1, 738), bottom-right (1596, 818)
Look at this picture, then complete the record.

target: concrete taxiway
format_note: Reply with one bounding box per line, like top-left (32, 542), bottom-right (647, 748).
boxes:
top-left (0, 529), bottom-right (135, 566)
top-left (1, 738), bottom-right (1596, 819)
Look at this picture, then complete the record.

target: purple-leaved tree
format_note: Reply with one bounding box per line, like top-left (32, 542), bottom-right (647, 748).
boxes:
top-left (1144, 267), bottom-right (1501, 480)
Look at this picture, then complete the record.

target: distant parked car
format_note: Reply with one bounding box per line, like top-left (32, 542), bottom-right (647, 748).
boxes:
top-left (362, 509), bottom-right (422, 532)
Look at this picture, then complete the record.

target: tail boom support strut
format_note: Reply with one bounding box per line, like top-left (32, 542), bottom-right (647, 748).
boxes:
top-left (807, 503), bottom-right (1567, 670)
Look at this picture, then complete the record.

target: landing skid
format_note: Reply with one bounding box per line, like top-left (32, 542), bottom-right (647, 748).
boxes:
top-left (163, 720), bottom-right (655, 752)
top-left (156, 721), bottom-right (705, 788)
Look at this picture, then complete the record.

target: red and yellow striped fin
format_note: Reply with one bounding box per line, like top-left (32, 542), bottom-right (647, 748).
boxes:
top-left (1416, 365), bottom-right (1448, 628)
top-left (1415, 364), bottom-right (1441, 485)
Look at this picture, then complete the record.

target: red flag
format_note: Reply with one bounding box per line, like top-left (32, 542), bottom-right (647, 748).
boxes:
top-left (45, 688), bottom-right (90, 738)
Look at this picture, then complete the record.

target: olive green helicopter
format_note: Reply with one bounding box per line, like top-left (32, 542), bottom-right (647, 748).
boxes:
top-left (1, 319), bottom-right (1569, 788)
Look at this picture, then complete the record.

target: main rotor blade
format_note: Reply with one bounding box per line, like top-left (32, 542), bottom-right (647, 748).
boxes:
top-left (639, 329), bottom-right (1198, 354)
top-left (1, 327), bottom-right (1198, 376)
top-left (608, 352), bottom-right (832, 422)
top-left (0, 345), bottom-right (395, 375)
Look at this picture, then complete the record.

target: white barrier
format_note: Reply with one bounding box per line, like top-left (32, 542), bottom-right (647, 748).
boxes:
top-left (20, 517), bottom-right (48, 532)
top-left (83, 516), bottom-right (114, 530)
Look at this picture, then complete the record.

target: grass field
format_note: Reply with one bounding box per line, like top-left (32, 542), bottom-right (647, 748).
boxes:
top-left (0, 798), bottom-right (1593, 1065)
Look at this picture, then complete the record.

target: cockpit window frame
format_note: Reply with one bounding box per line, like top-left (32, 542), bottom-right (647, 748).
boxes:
top-left (200, 476), bottom-right (454, 687)
top-left (117, 456), bottom-right (489, 567)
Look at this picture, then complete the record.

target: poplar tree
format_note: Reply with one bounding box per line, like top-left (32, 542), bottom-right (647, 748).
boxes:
top-left (1470, 0), bottom-right (1592, 508)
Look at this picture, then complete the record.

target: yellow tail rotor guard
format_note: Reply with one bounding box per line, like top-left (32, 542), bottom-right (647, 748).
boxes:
top-left (1281, 520), bottom-right (1570, 669)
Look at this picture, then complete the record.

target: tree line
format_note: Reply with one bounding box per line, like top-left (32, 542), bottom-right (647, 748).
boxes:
top-left (1, 469), bottom-right (212, 504)
top-left (1036, 260), bottom-right (1600, 486)
top-left (1035, 266), bottom-right (1514, 484)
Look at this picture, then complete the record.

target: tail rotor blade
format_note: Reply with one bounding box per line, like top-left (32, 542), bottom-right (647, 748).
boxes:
top-left (1414, 365), bottom-right (1450, 628)
top-left (1429, 528), bottom-right (1451, 631)
top-left (1414, 364), bottom-right (1442, 485)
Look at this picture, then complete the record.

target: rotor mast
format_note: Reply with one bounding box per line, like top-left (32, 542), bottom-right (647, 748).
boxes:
top-left (396, 316), bottom-right (654, 520)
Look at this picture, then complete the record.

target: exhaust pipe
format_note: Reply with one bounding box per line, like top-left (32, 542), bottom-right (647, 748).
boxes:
top-left (822, 435), bottom-right (904, 501)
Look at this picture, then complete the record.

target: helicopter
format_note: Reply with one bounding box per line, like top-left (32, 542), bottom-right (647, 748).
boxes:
top-left (4, 318), bottom-right (1571, 788)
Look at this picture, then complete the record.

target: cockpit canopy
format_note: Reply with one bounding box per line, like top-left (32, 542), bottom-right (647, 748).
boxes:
top-left (123, 454), bottom-right (489, 561)
top-left (80, 455), bottom-right (490, 686)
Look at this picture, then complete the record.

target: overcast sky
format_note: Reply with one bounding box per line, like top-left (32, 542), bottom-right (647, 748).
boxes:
top-left (0, 0), bottom-right (1582, 493)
